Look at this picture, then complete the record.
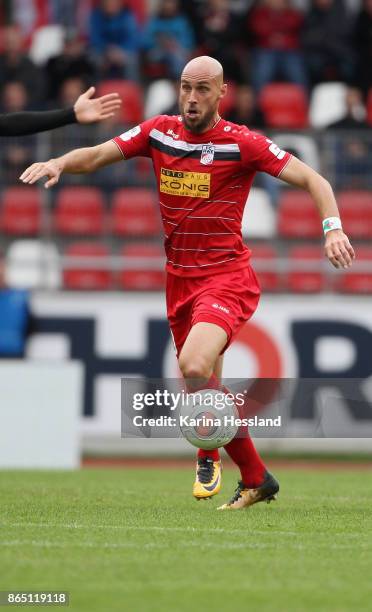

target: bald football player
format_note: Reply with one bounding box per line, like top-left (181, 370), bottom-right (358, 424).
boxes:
top-left (20, 56), bottom-right (354, 510)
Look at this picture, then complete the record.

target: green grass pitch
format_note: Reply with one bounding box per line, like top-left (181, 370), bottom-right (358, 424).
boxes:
top-left (0, 467), bottom-right (371, 612)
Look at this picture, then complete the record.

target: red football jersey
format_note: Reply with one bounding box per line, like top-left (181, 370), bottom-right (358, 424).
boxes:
top-left (113, 115), bottom-right (291, 277)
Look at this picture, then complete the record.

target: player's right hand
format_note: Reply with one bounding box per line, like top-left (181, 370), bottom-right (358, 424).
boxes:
top-left (19, 159), bottom-right (62, 189)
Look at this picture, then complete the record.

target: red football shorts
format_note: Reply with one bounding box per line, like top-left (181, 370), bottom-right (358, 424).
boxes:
top-left (166, 264), bottom-right (260, 357)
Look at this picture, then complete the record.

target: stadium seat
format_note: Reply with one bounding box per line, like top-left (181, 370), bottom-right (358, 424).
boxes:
top-left (111, 188), bottom-right (161, 237)
top-left (145, 79), bottom-right (176, 118)
top-left (277, 191), bottom-right (320, 238)
top-left (63, 243), bottom-right (112, 290)
top-left (119, 243), bottom-right (166, 290)
top-left (367, 89), bottom-right (372, 126)
top-left (273, 133), bottom-right (320, 172)
top-left (219, 82), bottom-right (237, 118)
top-left (1, 187), bottom-right (42, 235)
top-left (29, 25), bottom-right (64, 65)
top-left (54, 187), bottom-right (106, 236)
top-left (334, 246), bottom-right (372, 293)
top-left (242, 188), bottom-right (276, 239)
top-left (337, 190), bottom-right (372, 239)
top-left (286, 245), bottom-right (325, 293)
top-left (259, 83), bottom-right (308, 129)
top-left (309, 82), bottom-right (347, 128)
top-left (250, 244), bottom-right (281, 292)
top-left (97, 80), bottom-right (143, 124)
top-left (5, 240), bottom-right (61, 289)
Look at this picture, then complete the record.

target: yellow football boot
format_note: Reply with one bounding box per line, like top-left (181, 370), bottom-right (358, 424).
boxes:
top-left (217, 471), bottom-right (279, 510)
top-left (193, 457), bottom-right (222, 500)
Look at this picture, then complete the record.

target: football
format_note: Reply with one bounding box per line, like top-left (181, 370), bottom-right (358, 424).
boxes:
top-left (179, 388), bottom-right (239, 450)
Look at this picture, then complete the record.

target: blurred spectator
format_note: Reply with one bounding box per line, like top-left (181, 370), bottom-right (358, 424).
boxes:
top-left (49, 0), bottom-right (90, 31)
top-left (353, 0), bottom-right (372, 96)
top-left (226, 85), bottom-right (266, 128)
top-left (247, 0), bottom-right (307, 92)
top-left (11, 0), bottom-right (49, 41)
top-left (326, 87), bottom-right (371, 189)
top-left (49, 77), bottom-right (98, 186)
top-left (45, 30), bottom-right (97, 102)
top-left (327, 87), bottom-right (368, 129)
top-left (0, 1), bottom-right (12, 25)
top-left (0, 82), bottom-right (36, 185)
top-left (198, 0), bottom-right (245, 82)
top-left (142, 0), bottom-right (195, 80)
top-left (302, 0), bottom-right (354, 85)
top-left (89, 0), bottom-right (141, 81)
top-left (0, 25), bottom-right (45, 104)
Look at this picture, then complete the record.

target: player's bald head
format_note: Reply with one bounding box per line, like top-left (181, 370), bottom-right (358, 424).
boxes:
top-left (181, 56), bottom-right (224, 87)
top-left (179, 56), bottom-right (226, 133)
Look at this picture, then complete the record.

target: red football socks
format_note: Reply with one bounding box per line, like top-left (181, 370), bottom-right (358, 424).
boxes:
top-left (197, 448), bottom-right (220, 461)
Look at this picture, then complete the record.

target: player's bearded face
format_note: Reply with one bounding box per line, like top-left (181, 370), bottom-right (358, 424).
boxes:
top-left (179, 79), bottom-right (221, 133)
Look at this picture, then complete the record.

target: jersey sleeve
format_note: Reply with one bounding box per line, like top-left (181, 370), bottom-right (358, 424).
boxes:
top-left (240, 131), bottom-right (292, 177)
top-left (0, 108), bottom-right (76, 136)
top-left (112, 117), bottom-right (158, 159)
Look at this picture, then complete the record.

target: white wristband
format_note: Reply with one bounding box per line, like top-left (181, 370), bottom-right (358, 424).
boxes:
top-left (322, 217), bottom-right (342, 234)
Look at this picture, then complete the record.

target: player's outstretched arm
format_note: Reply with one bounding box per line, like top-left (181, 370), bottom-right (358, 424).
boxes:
top-left (0, 87), bottom-right (121, 137)
top-left (280, 156), bottom-right (355, 269)
top-left (73, 86), bottom-right (121, 123)
top-left (19, 140), bottom-right (122, 189)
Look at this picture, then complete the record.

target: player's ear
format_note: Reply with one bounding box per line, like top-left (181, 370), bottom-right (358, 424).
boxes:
top-left (219, 83), bottom-right (227, 100)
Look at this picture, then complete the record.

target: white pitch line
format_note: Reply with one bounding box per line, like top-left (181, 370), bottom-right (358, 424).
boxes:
top-left (0, 539), bottom-right (369, 552)
top-left (0, 523), bottom-right (370, 541)
top-left (0, 522), bottom-right (299, 537)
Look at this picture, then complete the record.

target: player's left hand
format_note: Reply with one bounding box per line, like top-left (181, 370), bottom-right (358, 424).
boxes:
top-left (74, 86), bottom-right (121, 124)
top-left (324, 229), bottom-right (355, 269)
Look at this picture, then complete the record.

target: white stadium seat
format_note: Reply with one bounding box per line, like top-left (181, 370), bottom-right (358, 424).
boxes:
top-left (144, 79), bottom-right (176, 119)
top-left (242, 188), bottom-right (276, 239)
top-left (5, 240), bottom-right (61, 289)
top-left (29, 25), bottom-right (65, 65)
top-left (274, 133), bottom-right (320, 172)
top-left (309, 82), bottom-right (347, 128)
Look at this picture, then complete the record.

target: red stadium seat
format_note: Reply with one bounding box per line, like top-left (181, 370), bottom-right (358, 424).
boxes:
top-left (259, 83), bottom-right (308, 129)
top-left (54, 187), bottom-right (105, 236)
top-left (219, 82), bottom-right (237, 118)
top-left (119, 243), bottom-right (166, 290)
top-left (337, 191), bottom-right (372, 239)
top-left (286, 245), bottom-right (325, 293)
top-left (250, 244), bottom-right (281, 292)
top-left (366, 89), bottom-right (372, 126)
top-left (96, 80), bottom-right (143, 124)
top-left (334, 246), bottom-right (372, 293)
top-left (278, 191), bottom-right (320, 238)
top-left (63, 243), bottom-right (112, 290)
top-left (1, 187), bottom-right (42, 235)
top-left (111, 188), bottom-right (160, 237)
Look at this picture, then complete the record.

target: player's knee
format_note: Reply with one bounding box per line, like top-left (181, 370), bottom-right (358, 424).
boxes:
top-left (179, 355), bottom-right (212, 382)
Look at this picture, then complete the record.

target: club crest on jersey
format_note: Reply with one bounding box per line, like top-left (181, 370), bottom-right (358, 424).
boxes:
top-left (200, 144), bottom-right (215, 166)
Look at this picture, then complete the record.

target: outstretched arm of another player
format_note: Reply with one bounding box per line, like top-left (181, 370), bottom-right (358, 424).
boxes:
top-left (19, 140), bottom-right (123, 188)
top-left (73, 86), bottom-right (121, 123)
top-left (280, 156), bottom-right (355, 269)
